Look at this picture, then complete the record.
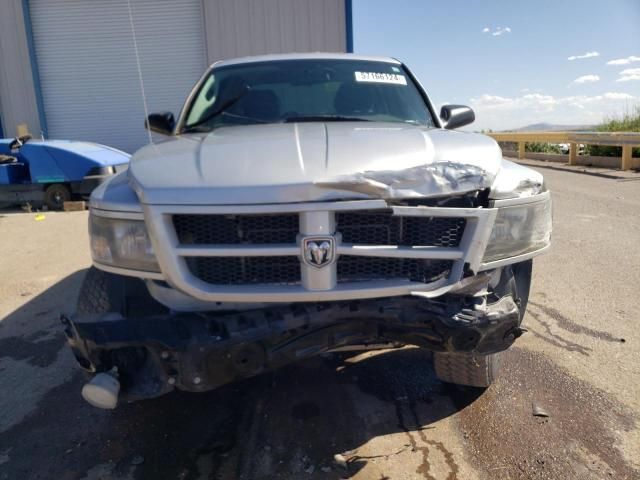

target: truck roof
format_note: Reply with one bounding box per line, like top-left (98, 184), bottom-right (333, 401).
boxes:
top-left (211, 52), bottom-right (401, 69)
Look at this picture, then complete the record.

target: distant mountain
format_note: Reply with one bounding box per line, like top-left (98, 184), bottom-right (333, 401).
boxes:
top-left (506, 123), bottom-right (596, 132)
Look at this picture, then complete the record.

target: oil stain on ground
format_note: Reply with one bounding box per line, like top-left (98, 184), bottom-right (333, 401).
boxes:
top-left (342, 348), bottom-right (467, 479)
top-left (0, 331), bottom-right (65, 367)
top-left (199, 349), bottom-right (469, 479)
top-left (526, 308), bottom-right (592, 356)
top-left (528, 301), bottom-right (626, 343)
top-left (457, 347), bottom-right (637, 479)
top-left (2, 344), bottom-right (635, 480)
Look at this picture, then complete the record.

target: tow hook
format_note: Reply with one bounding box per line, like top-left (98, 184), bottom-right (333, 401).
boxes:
top-left (81, 367), bottom-right (120, 409)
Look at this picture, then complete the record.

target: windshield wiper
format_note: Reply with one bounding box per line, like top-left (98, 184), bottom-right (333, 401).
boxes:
top-left (183, 86), bottom-right (250, 133)
top-left (282, 115), bottom-right (371, 123)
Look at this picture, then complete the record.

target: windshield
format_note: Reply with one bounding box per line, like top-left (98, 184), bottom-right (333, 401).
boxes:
top-left (182, 59), bottom-right (435, 132)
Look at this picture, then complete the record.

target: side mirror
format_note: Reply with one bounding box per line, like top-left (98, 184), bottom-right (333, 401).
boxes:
top-left (145, 112), bottom-right (175, 135)
top-left (440, 105), bottom-right (475, 130)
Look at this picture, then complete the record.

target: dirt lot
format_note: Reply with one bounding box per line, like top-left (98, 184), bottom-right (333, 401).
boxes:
top-left (0, 165), bottom-right (638, 480)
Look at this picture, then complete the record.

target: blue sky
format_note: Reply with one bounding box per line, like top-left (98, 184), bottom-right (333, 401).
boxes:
top-left (353, 0), bottom-right (640, 130)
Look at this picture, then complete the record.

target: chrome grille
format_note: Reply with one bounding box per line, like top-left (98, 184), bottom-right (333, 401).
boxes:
top-left (336, 211), bottom-right (465, 246)
top-left (164, 203), bottom-right (483, 296)
top-left (174, 214), bottom-right (299, 244)
top-left (139, 195), bottom-right (505, 303)
top-left (337, 256), bottom-right (453, 283)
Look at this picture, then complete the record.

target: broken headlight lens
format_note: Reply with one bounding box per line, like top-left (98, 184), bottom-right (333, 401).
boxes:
top-left (482, 194), bottom-right (552, 264)
top-left (89, 214), bottom-right (160, 272)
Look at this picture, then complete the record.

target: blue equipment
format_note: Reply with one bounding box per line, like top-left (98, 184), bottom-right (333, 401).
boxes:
top-left (0, 135), bottom-right (129, 210)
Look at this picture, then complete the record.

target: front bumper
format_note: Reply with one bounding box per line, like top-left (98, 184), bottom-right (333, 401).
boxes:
top-left (62, 293), bottom-right (522, 402)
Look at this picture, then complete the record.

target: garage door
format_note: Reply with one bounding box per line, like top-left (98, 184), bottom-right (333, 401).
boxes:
top-left (29, 0), bottom-right (206, 153)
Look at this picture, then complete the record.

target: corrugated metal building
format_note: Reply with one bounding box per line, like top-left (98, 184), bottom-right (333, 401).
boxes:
top-left (0, 0), bottom-right (352, 152)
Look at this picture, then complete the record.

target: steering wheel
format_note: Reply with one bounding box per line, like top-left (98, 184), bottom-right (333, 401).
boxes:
top-left (9, 134), bottom-right (32, 150)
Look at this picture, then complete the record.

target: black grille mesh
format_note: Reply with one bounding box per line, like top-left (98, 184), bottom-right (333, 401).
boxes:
top-left (177, 210), bottom-right (463, 286)
top-left (337, 257), bottom-right (452, 283)
top-left (187, 257), bottom-right (300, 285)
top-left (337, 211), bottom-right (465, 247)
top-left (187, 256), bottom-right (452, 285)
top-left (174, 214), bottom-right (299, 245)
top-left (174, 211), bottom-right (465, 247)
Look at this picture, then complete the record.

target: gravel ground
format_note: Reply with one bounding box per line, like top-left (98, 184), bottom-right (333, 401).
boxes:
top-left (0, 164), bottom-right (638, 479)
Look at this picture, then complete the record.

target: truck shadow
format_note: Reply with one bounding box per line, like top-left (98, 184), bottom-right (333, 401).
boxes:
top-left (0, 271), bottom-right (481, 480)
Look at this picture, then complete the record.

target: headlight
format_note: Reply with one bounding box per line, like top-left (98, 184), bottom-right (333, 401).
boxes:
top-left (482, 194), bottom-right (552, 264)
top-left (90, 215), bottom-right (160, 272)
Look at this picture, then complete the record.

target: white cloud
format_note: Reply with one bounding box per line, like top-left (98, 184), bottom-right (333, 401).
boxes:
top-left (472, 94), bottom-right (513, 106)
top-left (606, 55), bottom-right (640, 65)
top-left (567, 51), bottom-right (599, 61)
top-left (616, 68), bottom-right (640, 82)
top-left (603, 92), bottom-right (633, 100)
top-left (572, 74), bottom-right (600, 84)
top-left (617, 75), bottom-right (640, 82)
top-left (469, 91), bottom-right (638, 130)
top-left (483, 26), bottom-right (511, 36)
top-left (492, 26), bottom-right (511, 36)
top-left (522, 93), bottom-right (557, 105)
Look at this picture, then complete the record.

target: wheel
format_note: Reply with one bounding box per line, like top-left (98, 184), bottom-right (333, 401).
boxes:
top-left (44, 183), bottom-right (71, 210)
top-left (433, 351), bottom-right (502, 388)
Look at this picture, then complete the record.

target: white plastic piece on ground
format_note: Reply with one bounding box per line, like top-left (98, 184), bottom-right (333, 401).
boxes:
top-left (81, 372), bottom-right (120, 409)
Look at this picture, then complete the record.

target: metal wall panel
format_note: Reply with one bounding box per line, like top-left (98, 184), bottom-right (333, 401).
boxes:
top-left (0, 0), bottom-right (41, 138)
top-left (29, 0), bottom-right (207, 152)
top-left (203, 0), bottom-right (347, 64)
top-left (0, 0), bottom-right (348, 148)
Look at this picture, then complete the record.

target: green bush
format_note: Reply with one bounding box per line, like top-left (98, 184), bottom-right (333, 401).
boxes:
top-left (496, 141), bottom-right (563, 154)
top-left (586, 106), bottom-right (640, 157)
top-left (525, 142), bottom-right (562, 154)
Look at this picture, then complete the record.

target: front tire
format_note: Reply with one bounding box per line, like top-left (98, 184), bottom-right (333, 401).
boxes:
top-left (433, 351), bottom-right (502, 388)
top-left (44, 183), bottom-right (71, 210)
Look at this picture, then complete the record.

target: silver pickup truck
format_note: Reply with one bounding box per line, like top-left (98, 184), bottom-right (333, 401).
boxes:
top-left (62, 53), bottom-right (552, 409)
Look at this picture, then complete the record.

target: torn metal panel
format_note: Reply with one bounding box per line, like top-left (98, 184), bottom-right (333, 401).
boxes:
top-left (313, 161), bottom-right (493, 199)
top-left (447, 272), bottom-right (494, 296)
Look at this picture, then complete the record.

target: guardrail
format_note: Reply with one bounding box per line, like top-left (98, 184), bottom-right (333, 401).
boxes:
top-left (487, 132), bottom-right (640, 170)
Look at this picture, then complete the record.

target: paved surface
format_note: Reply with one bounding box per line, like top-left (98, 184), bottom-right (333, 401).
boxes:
top-left (0, 166), bottom-right (638, 480)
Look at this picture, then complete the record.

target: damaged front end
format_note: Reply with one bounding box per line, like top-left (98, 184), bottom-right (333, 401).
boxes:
top-left (62, 261), bottom-right (530, 404)
top-left (63, 55), bottom-right (556, 408)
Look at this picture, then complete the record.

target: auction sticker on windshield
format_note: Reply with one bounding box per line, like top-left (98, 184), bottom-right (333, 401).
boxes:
top-left (355, 71), bottom-right (407, 85)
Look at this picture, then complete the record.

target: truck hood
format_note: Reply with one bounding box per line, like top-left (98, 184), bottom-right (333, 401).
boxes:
top-left (129, 122), bottom-right (503, 205)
